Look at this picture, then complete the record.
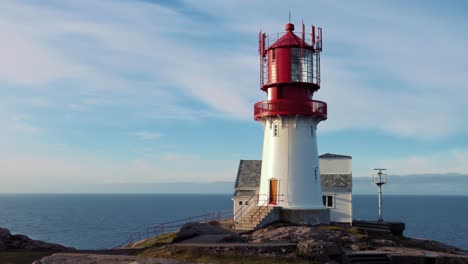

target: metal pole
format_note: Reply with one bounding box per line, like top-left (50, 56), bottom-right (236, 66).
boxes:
top-left (373, 168), bottom-right (387, 222)
top-left (378, 182), bottom-right (383, 222)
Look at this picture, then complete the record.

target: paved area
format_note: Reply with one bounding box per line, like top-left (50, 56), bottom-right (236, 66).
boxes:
top-left (174, 241), bottom-right (297, 247)
top-left (33, 253), bottom-right (193, 264)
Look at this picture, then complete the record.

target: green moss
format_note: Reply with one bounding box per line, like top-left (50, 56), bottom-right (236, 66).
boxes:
top-left (346, 227), bottom-right (361, 234)
top-left (130, 232), bottom-right (177, 248)
top-left (317, 225), bottom-right (344, 231)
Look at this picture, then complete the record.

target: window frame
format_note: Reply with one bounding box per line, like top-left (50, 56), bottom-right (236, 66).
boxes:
top-left (322, 194), bottom-right (335, 208)
top-left (273, 123), bottom-right (279, 137)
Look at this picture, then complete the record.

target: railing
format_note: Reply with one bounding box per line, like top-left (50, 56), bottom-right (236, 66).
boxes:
top-left (259, 27), bottom-right (323, 88)
top-left (249, 194), bottom-right (285, 230)
top-left (254, 99), bottom-right (327, 120)
top-left (232, 193), bottom-right (257, 223)
top-left (118, 210), bottom-right (232, 248)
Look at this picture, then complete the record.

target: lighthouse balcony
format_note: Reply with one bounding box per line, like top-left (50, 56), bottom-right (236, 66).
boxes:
top-left (254, 99), bottom-right (327, 120)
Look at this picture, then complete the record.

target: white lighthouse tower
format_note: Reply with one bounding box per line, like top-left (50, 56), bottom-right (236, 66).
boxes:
top-left (255, 22), bottom-right (328, 215)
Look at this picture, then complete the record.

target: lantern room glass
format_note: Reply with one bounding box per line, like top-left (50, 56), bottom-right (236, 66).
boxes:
top-left (291, 48), bottom-right (313, 82)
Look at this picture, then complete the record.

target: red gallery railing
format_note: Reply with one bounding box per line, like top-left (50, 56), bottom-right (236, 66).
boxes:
top-left (254, 99), bottom-right (327, 120)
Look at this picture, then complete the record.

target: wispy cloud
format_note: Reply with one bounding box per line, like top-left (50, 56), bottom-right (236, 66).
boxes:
top-left (129, 131), bottom-right (163, 140)
top-left (376, 149), bottom-right (468, 175)
top-left (0, 1), bottom-right (467, 192)
top-left (2, 1), bottom-right (466, 138)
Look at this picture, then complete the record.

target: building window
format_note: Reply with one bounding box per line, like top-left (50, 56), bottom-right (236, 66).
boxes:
top-left (322, 195), bottom-right (334, 208)
top-left (273, 123), bottom-right (279, 137)
top-left (239, 201), bottom-right (243, 206)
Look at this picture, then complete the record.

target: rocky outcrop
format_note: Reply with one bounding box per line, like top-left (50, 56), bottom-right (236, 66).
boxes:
top-left (240, 222), bottom-right (468, 262)
top-left (0, 227), bottom-right (73, 251)
top-left (245, 223), bottom-right (367, 251)
top-left (173, 222), bottom-right (242, 243)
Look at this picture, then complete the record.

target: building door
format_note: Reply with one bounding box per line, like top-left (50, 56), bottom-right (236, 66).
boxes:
top-left (269, 179), bottom-right (278, 205)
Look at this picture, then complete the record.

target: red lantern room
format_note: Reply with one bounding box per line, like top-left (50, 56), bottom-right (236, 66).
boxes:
top-left (254, 22), bottom-right (327, 120)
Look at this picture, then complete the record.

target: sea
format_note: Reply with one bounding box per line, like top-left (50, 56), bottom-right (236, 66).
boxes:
top-left (0, 194), bottom-right (466, 250)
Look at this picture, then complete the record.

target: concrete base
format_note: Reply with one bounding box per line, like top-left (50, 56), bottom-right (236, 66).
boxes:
top-left (352, 220), bottom-right (406, 236)
top-left (279, 208), bottom-right (330, 225)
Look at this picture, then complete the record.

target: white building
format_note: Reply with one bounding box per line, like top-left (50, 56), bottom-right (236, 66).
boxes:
top-left (233, 153), bottom-right (352, 224)
top-left (320, 153), bottom-right (353, 223)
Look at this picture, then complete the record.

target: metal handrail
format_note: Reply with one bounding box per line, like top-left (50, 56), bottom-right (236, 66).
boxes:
top-left (118, 209), bottom-right (233, 248)
top-left (250, 198), bottom-right (270, 230)
top-left (232, 193), bottom-right (257, 223)
top-left (249, 194), bottom-right (285, 229)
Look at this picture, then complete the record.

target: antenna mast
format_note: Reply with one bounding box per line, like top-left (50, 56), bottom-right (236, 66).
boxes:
top-left (372, 168), bottom-right (388, 222)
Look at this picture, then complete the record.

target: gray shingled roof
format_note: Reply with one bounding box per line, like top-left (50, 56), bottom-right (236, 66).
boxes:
top-left (234, 156), bottom-right (352, 191)
top-left (234, 160), bottom-right (262, 189)
top-left (234, 190), bottom-right (256, 197)
top-left (321, 174), bottom-right (352, 188)
top-left (319, 153), bottom-right (352, 159)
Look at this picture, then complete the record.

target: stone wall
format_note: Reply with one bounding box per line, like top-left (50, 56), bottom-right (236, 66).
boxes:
top-left (279, 208), bottom-right (330, 225)
top-left (256, 207), bottom-right (281, 229)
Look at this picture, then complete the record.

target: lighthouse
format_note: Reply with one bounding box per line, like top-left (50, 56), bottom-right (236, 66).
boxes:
top-left (255, 21), bottom-right (328, 214)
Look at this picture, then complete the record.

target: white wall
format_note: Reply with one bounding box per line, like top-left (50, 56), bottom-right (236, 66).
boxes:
top-left (233, 196), bottom-right (256, 222)
top-left (320, 159), bottom-right (351, 175)
top-left (323, 190), bottom-right (352, 223)
top-left (258, 116), bottom-right (324, 209)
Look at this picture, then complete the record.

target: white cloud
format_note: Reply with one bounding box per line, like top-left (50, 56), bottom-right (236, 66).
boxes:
top-left (0, 114), bottom-right (41, 135)
top-left (3, 1), bottom-right (466, 137)
top-left (376, 149), bottom-right (468, 175)
top-left (0, 148), bottom-right (235, 192)
top-left (129, 131), bottom-right (163, 140)
top-left (183, 1), bottom-right (468, 139)
top-left (1, 0), bottom-right (468, 191)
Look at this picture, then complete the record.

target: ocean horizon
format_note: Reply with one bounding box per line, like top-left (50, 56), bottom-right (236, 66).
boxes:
top-left (0, 194), bottom-right (467, 250)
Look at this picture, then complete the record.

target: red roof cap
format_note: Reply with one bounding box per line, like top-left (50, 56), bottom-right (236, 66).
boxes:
top-left (269, 23), bottom-right (310, 49)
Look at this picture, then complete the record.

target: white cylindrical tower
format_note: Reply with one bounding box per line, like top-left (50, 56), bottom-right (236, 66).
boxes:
top-left (255, 22), bottom-right (326, 209)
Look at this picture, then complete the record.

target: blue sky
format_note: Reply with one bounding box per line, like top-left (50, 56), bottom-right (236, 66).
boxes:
top-left (1, 0), bottom-right (468, 192)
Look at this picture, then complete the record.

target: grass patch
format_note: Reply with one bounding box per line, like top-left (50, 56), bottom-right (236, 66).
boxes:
top-left (317, 225), bottom-right (344, 231)
top-left (0, 251), bottom-right (57, 264)
top-left (130, 232), bottom-right (177, 248)
top-left (346, 227), bottom-right (361, 234)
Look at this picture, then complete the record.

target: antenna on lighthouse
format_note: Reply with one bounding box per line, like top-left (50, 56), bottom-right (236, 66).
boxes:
top-left (372, 168), bottom-right (387, 222)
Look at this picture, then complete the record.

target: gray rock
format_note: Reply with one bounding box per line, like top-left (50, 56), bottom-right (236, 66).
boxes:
top-left (297, 240), bottom-right (329, 259)
top-left (0, 227), bottom-right (73, 251)
top-left (348, 243), bottom-right (360, 251)
top-left (0, 240), bottom-right (6, 251)
top-left (178, 234), bottom-right (242, 244)
top-left (0, 227), bottom-right (11, 241)
top-left (370, 238), bottom-right (397, 247)
top-left (173, 222), bottom-right (241, 243)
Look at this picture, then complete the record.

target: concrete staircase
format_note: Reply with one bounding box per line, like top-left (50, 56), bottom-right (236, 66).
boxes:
top-left (234, 206), bottom-right (280, 230)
